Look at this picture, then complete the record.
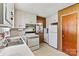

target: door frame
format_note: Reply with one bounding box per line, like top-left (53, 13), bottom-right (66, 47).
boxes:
top-left (60, 11), bottom-right (78, 53)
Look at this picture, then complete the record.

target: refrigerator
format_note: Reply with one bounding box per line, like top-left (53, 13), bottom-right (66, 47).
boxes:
top-left (48, 24), bottom-right (58, 48)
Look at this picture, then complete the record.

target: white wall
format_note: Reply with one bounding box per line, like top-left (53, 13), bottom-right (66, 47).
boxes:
top-left (46, 12), bottom-right (58, 28)
top-left (14, 9), bottom-right (36, 28)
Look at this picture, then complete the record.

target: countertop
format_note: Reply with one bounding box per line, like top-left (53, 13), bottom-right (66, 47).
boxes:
top-left (7, 34), bottom-right (39, 39)
top-left (0, 44), bottom-right (34, 56)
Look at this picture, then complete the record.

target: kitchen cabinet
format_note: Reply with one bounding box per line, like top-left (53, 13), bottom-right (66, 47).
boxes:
top-left (0, 3), bottom-right (14, 34)
top-left (0, 3), bottom-right (3, 24)
top-left (4, 3), bottom-right (14, 28)
top-left (26, 35), bottom-right (39, 51)
top-left (37, 16), bottom-right (46, 43)
top-left (0, 3), bottom-right (14, 28)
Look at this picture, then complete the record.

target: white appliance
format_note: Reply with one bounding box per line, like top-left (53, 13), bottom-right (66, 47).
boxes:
top-left (27, 35), bottom-right (39, 51)
top-left (49, 24), bottom-right (58, 48)
top-left (44, 28), bottom-right (49, 43)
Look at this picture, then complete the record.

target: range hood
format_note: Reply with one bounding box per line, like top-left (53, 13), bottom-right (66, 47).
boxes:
top-left (0, 24), bottom-right (11, 28)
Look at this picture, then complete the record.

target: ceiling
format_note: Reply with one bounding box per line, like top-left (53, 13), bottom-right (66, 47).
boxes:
top-left (15, 3), bottom-right (75, 17)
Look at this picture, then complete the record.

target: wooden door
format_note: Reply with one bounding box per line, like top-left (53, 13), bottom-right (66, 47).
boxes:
top-left (62, 13), bottom-right (77, 56)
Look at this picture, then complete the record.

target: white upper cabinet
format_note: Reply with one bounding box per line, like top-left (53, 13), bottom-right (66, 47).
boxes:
top-left (0, 3), bottom-right (3, 24)
top-left (0, 3), bottom-right (14, 28)
top-left (4, 3), bottom-right (14, 28)
top-left (0, 3), bottom-right (14, 33)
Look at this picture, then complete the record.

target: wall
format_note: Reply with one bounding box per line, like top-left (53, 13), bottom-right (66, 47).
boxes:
top-left (14, 9), bottom-right (36, 28)
top-left (46, 12), bottom-right (58, 28)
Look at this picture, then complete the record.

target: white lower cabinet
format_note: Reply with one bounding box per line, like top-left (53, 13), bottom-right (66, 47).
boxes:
top-left (27, 36), bottom-right (39, 51)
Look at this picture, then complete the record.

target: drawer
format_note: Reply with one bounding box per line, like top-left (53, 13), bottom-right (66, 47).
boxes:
top-left (27, 38), bottom-right (39, 47)
top-left (30, 45), bottom-right (39, 51)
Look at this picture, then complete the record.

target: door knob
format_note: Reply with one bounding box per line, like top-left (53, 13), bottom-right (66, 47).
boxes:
top-left (63, 35), bottom-right (64, 37)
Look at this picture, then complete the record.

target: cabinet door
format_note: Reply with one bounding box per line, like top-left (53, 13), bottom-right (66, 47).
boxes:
top-left (27, 38), bottom-right (39, 47)
top-left (5, 3), bottom-right (14, 27)
top-left (0, 3), bottom-right (3, 24)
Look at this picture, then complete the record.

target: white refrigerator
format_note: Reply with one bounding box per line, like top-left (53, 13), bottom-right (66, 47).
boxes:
top-left (48, 24), bottom-right (58, 48)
